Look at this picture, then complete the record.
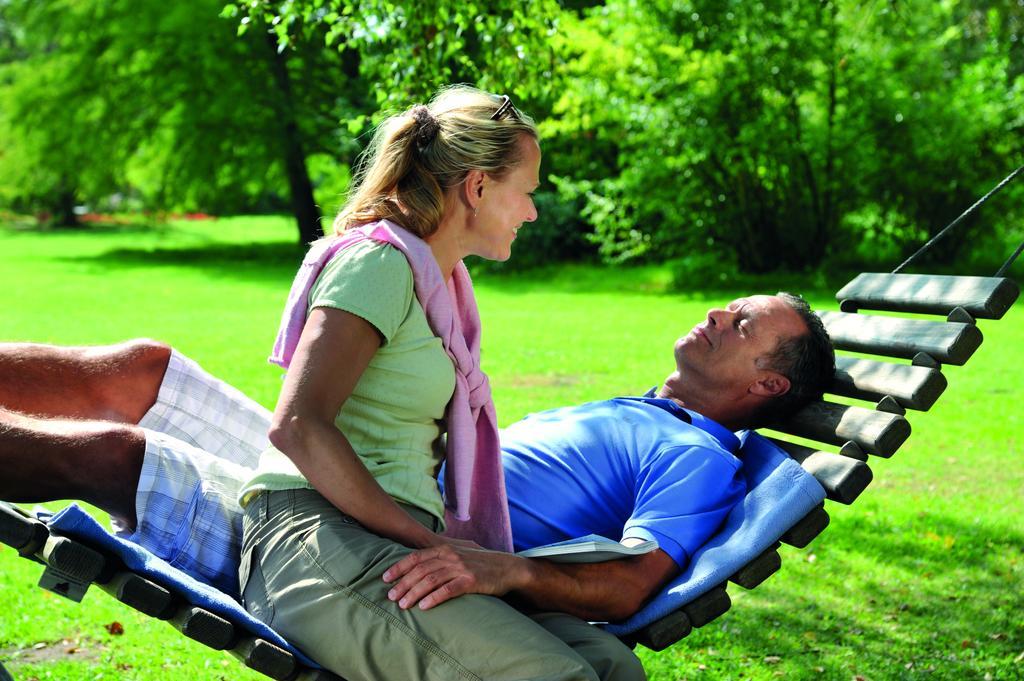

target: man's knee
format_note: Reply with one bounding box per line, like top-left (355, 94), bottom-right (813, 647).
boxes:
top-left (90, 339), bottom-right (172, 423)
top-left (576, 635), bottom-right (645, 681)
top-left (65, 421), bottom-right (147, 479)
top-left (530, 613), bottom-right (647, 681)
top-left (94, 338), bottom-right (171, 377)
top-left (73, 421), bottom-right (147, 524)
top-left (0, 412), bottom-right (145, 521)
top-left (0, 339), bottom-right (172, 422)
top-left (603, 641), bottom-right (646, 681)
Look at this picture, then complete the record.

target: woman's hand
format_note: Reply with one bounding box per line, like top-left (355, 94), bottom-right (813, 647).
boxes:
top-left (382, 543), bottom-right (529, 610)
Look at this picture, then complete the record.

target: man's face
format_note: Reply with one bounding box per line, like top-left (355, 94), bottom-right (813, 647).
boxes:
top-left (675, 294), bottom-right (807, 396)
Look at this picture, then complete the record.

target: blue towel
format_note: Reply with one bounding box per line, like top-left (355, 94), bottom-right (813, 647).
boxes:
top-left (44, 430), bottom-right (824, 656)
top-left (603, 432), bottom-right (826, 636)
top-left (46, 505), bottom-right (320, 668)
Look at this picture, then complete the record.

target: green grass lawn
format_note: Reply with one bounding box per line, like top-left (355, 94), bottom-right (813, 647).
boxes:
top-left (0, 216), bottom-right (1021, 680)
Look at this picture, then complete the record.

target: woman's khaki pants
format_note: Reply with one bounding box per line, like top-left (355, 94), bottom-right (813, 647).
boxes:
top-left (240, 489), bottom-right (646, 681)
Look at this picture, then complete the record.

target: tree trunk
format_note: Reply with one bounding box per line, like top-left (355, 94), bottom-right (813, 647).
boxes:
top-left (264, 34), bottom-right (321, 246)
top-left (54, 181), bottom-right (79, 228)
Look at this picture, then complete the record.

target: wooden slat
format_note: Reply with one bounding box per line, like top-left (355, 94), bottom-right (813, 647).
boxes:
top-left (819, 311), bottom-right (983, 365)
top-left (40, 535), bottom-right (109, 584)
top-left (632, 585), bottom-right (733, 650)
top-left (729, 544), bottom-right (782, 589)
top-left (682, 585), bottom-right (731, 627)
top-left (775, 400), bottom-right (911, 457)
top-left (836, 273), bottom-right (1020, 319)
top-left (772, 439), bottom-right (874, 504)
top-left (0, 502), bottom-right (49, 557)
top-left (781, 505), bottom-right (830, 548)
top-left (236, 637), bottom-right (299, 681)
top-left (831, 356), bottom-right (947, 411)
top-left (170, 607), bottom-right (237, 650)
top-left (631, 610), bottom-right (692, 652)
top-left (100, 571), bottom-right (175, 619)
top-left (0, 504), bottom-right (347, 681)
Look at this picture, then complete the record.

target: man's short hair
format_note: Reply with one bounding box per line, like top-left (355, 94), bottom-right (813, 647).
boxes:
top-left (755, 292), bottom-right (835, 426)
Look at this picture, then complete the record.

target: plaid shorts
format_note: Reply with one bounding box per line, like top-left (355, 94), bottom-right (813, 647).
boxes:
top-left (113, 350), bottom-right (271, 598)
top-left (136, 350), bottom-right (270, 466)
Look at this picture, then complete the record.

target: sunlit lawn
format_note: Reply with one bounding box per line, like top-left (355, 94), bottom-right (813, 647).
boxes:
top-left (0, 216), bottom-right (1021, 680)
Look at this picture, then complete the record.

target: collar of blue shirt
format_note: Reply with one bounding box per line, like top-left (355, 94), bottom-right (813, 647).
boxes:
top-left (628, 388), bottom-right (741, 453)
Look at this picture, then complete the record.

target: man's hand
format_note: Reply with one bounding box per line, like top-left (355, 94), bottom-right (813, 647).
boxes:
top-left (382, 543), bottom-right (529, 611)
top-left (384, 541), bottom-right (680, 621)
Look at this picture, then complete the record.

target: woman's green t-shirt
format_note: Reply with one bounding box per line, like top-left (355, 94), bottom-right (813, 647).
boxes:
top-left (238, 240), bottom-right (456, 521)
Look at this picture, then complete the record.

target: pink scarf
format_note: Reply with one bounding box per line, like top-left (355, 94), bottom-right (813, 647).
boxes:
top-left (270, 220), bottom-right (513, 552)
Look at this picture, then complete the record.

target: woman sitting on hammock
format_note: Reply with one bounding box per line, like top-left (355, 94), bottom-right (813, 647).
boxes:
top-left (235, 86), bottom-right (644, 681)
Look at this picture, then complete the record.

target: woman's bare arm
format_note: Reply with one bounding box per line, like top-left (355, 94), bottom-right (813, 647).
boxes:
top-left (268, 306), bottom-right (443, 549)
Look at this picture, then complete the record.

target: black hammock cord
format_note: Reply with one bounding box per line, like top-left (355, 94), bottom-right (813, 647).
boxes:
top-left (891, 162), bottom-right (1024, 278)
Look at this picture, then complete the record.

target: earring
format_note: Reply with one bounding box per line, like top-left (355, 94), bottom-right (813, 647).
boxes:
top-left (474, 207), bottom-right (479, 217)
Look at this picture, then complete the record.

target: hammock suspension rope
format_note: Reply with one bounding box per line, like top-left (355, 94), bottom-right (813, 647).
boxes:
top-left (891, 163), bottom-right (1024, 277)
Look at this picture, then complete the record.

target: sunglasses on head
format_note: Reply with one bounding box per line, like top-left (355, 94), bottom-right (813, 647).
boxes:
top-left (490, 94), bottom-right (521, 121)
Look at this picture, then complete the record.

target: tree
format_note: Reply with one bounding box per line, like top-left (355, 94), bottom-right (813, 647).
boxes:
top-left (1, 0), bottom-right (565, 243)
top-left (545, 0), bottom-right (1024, 272)
top-left (0, 0), bottom-right (368, 243)
top-left (231, 0), bottom-right (564, 106)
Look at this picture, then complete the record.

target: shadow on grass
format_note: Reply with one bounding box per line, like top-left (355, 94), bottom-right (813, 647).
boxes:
top-left (648, 512), bottom-right (1023, 679)
top-left (51, 233), bottom-right (1019, 300)
top-left (64, 242), bottom-right (306, 284)
top-left (5, 219), bottom-right (180, 236)
top-left (472, 261), bottom-right (853, 300)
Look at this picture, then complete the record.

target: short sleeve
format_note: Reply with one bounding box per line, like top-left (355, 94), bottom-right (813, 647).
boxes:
top-left (308, 240), bottom-right (414, 343)
top-left (622, 446), bottom-right (746, 569)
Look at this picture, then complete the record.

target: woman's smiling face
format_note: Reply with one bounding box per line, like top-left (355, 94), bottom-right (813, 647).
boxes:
top-left (466, 135), bottom-right (541, 262)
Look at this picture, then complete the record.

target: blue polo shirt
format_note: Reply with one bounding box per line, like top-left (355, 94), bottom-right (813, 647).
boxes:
top-left (497, 397), bottom-right (746, 569)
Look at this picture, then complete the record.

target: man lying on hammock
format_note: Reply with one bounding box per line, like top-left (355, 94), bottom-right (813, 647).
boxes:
top-left (0, 293), bottom-right (832, 623)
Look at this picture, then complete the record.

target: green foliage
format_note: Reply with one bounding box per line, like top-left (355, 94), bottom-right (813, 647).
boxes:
top-left (226, 0), bottom-right (564, 107)
top-left (668, 249), bottom-right (740, 291)
top-left (1, 0), bottom-right (1022, 269)
top-left (307, 154), bottom-right (352, 217)
top-left (546, 0), bottom-right (1024, 272)
top-left (0, 0), bottom-right (564, 241)
top-left (0, 0), bottom-right (370, 240)
top-left (469, 189), bottom-right (596, 272)
top-left (0, 1), bottom-right (276, 216)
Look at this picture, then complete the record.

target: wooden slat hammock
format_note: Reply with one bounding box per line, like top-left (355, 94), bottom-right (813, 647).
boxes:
top-left (1, 166), bottom-right (1022, 679)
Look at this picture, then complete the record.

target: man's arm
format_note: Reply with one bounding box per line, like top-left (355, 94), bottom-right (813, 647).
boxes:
top-left (382, 544), bottom-right (679, 622)
top-left (514, 547), bottom-right (679, 621)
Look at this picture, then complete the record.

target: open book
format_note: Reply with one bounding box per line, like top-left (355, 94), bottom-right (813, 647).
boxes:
top-left (516, 534), bottom-right (659, 564)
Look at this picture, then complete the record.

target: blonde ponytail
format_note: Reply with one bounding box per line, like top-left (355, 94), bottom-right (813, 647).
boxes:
top-left (333, 85), bottom-right (538, 239)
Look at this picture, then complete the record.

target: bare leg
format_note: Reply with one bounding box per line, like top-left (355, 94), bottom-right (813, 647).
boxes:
top-left (0, 407), bottom-right (144, 528)
top-left (0, 339), bottom-right (170, 424)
